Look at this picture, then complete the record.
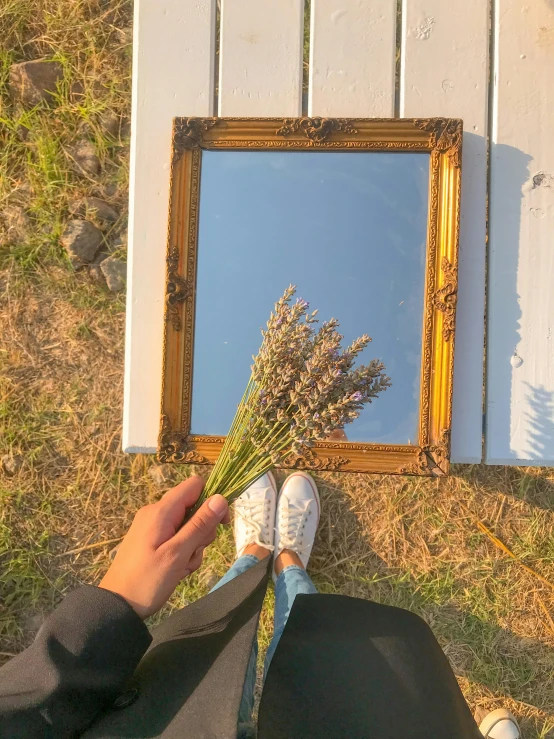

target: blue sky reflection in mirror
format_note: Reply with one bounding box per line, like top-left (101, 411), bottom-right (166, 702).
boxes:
top-left (191, 150), bottom-right (430, 444)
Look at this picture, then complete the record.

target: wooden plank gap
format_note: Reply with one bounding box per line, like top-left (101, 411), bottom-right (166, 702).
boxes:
top-left (483, 0), bottom-right (495, 458)
top-left (400, 0), bottom-right (489, 463)
top-left (214, 0), bottom-right (221, 115)
top-left (394, 0), bottom-right (402, 117)
top-left (485, 0), bottom-right (554, 464)
top-left (303, 0), bottom-right (311, 115)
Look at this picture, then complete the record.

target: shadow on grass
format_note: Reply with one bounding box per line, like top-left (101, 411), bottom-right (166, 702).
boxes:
top-left (457, 463), bottom-right (554, 513)
top-left (306, 471), bottom-right (554, 737)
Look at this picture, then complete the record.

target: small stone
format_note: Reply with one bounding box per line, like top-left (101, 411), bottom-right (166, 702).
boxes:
top-left (119, 118), bottom-right (131, 139)
top-left (9, 59), bottom-right (63, 107)
top-left (2, 205), bottom-right (31, 243)
top-left (1, 454), bottom-right (23, 476)
top-left (103, 182), bottom-right (118, 198)
top-left (60, 220), bottom-right (103, 266)
top-left (148, 464), bottom-right (173, 486)
top-left (113, 215), bottom-right (128, 237)
top-left (109, 231), bottom-right (127, 253)
top-left (67, 139), bottom-right (101, 176)
top-left (99, 110), bottom-right (122, 138)
top-left (69, 197), bottom-right (119, 228)
top-left (100, 255), bottom-right (126, 291)
top-left (89, 265), bottom-right (104, 283)
top-left (89, 253), bottom-right (108, 284)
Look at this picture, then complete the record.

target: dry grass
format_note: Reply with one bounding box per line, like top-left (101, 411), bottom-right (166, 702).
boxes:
top-left (308, 469), bottom-right (554, 736)
top-left (1, 2), bottom-right (554, 738)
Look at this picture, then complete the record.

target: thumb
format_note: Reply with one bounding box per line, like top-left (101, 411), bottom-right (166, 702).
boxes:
top-left (173, 494), bottom-right (228, 556)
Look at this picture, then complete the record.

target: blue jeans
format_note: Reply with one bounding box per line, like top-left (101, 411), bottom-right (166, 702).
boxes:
top-left (210, 554), bottom-right (318, 725)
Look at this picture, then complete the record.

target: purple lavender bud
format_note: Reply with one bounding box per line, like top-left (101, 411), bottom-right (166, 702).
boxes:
top-left (351, 391), bottom-right (363, 402)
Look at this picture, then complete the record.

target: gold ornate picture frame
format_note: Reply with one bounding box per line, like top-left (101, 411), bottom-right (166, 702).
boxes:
top-left (159, 117), bottom-right (462, 476)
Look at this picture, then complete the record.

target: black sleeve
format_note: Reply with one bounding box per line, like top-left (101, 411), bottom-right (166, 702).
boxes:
top-left (0, 585), bottom-right (152, 739)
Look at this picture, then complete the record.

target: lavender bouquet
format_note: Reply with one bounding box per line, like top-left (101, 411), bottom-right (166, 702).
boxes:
top-left (192, 285), bottom-right (390, 513)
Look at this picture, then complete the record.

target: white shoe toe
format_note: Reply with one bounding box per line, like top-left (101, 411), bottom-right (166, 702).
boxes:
top-left (479, 710), bottom-right (520, 739)
top-left (273, 472), bottom-right (320, 580)
top-left (234, 472), bottom-right (277, 557)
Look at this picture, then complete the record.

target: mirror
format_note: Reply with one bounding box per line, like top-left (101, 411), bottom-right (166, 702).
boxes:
top-left (191, 150), bottom-right (430, 444)
top-left (159, 117), bottom-right (462, 475)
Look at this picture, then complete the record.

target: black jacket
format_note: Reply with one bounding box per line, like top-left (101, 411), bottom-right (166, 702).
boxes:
top-left (0, 557), bottom-right (481, 738)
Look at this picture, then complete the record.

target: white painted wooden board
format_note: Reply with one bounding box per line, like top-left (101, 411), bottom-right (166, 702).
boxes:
top-left (126, 0), bottom-right (554, 465)
top-left (124, 0), bottom-right (304, 452)
top-left (486, 0), bottom-right (554, 464)
top-left (309, 0), bottom-right (396, 117)
top-left (123, 0), bottom-right (216, 452)
top-left (400, 0), bottom-right (489, 463)
top-left (218, 0), bottom-right (304, 116)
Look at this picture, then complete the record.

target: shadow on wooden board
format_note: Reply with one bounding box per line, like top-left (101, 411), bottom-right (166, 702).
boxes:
top-left (525, 383), bottom-right (554, 463)
top-left (487, 143), bottom-right (532, 462)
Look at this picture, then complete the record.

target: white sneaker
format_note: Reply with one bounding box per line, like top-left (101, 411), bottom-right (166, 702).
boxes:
top-left (233, 472), bottom-right (277, 558)
top-left (273, 471), bottom-right (320, 581)
top-left (479, 709), bottom-right (520, 739)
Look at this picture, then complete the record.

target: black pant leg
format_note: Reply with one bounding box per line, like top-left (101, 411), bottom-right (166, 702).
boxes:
top-left (259, 594), bottom-right (481, 739)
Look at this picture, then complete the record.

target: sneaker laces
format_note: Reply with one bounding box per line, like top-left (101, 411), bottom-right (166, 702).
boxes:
top-left (277, 503), bottom-right (311, 556)
top-left (235, 497), bottom-right (275, 551)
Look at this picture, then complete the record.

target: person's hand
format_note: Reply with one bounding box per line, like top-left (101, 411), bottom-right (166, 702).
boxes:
top-left (99, 476), bottom-right (229, 618)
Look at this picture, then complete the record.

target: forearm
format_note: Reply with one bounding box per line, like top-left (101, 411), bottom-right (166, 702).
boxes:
top-left (0, 585), bottom-right (151, 738)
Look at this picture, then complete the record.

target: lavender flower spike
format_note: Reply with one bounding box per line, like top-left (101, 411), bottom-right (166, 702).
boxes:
top-left (188, 285), bottom-right (390, 516)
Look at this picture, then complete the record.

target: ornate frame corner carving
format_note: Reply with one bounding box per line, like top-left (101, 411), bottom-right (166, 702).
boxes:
top-left (414, 117), bottom-right (463, 168)
top-left (172, 117), bottom-right (217, 162)
top-left (160, 117), bottom-right (462, 474)
top-left (398, 448), bottom-right (430, 475)
top-left (425, 429), bottom-right (451, 475)
top-left (398, 430), bottom-right (451, 476)
top-left (158, 415), bottom-right (209, 464)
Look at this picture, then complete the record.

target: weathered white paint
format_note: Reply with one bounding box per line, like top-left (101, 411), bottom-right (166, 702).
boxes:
top-left (401, 0), bottom-right (489, 463)
top-left (486, 0), bottom-right (554, 464)
top-left (126, 0), bottom-right (554, 465)
top-left (309, 0), bottom-right (396, 117)
top-left (123, 0), bottom-right (216, 452)
top-left (218, 0), bottom-right (304, 116)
